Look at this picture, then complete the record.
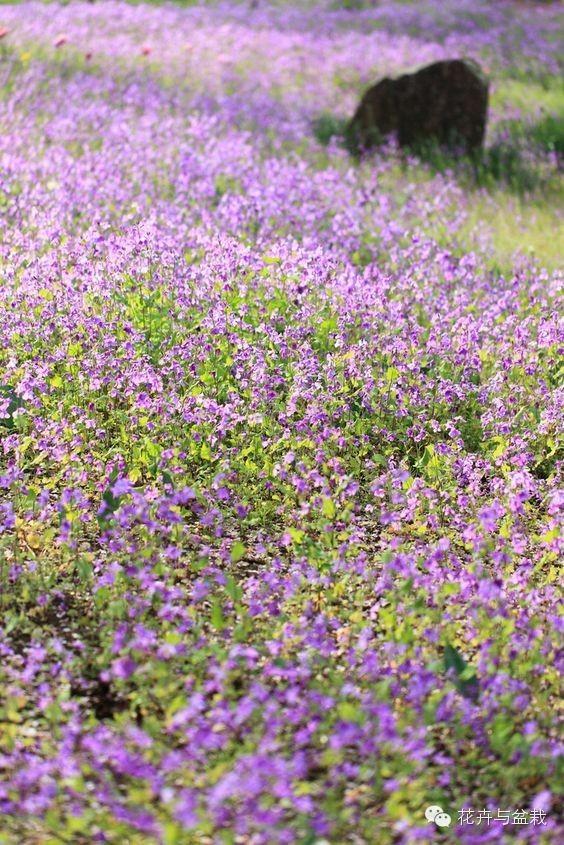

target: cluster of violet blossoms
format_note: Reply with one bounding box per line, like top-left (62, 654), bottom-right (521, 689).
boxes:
top-left (0, 2), bottom-right (562, 843)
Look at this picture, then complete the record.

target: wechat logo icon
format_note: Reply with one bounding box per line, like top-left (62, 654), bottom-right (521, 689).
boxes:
top-left (425, 805), bottom-right (452, 828)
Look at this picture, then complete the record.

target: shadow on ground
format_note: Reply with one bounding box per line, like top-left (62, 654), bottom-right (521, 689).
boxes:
top-left (313, 111), bottom-right (563, 195)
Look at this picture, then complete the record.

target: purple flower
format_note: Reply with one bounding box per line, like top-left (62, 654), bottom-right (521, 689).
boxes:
top-left (112, 478), bottom-right (134, 497)
top-left (111, 657), bottom-right (137, 680)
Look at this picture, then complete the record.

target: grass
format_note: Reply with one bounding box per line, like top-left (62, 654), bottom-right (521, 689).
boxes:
top-left (459, 198), bottom-right (563, 272)
top-left (312, 70), bottom-right (563, 271)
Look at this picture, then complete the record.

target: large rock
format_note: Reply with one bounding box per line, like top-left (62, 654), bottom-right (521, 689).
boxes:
top-left (348, 59), bottom-right (489, 155)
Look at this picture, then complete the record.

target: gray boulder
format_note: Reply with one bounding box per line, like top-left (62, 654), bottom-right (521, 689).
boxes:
top-left (348, 59), bottom-right (489, 155)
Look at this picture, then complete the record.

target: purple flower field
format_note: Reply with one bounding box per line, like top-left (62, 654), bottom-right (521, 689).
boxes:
top-left (0, 2), bottom-right (562, 843)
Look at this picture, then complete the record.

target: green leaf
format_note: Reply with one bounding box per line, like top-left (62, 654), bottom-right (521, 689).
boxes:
top-left (108, 599), bottom-right (128, 619)
top-left (490, 713), bottom-right (516, 757)
top-left (230, 541), bottom-right (246, 563)
top-left (0, 384), bottom-right (24, 431)
top-left (164, 822), bottom-right (185, 845)
top-left (67, 342), bottom-right (82, 358)
top-left (225, 574), bottom-right (243, 602)
top-left (210, 599), bottom-right (226, 630)
top-left (288, 527), bottom-right (304, 544)
top-left (444, 644), bottom-right (480, 702)
top-left (97, 476), bottom-right (122, 527)
top-left (74, 557), bottom-right (92, 581)
top-left (444, 644), bottom-right (466, 676)
top-left (337, 701), bottom-right (364, 724)
top-left (321, 497), bottom-right (336, 519)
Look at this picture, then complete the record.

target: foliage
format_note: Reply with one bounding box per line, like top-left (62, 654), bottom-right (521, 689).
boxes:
top-left (0, 2), bottom-right (561, 843)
